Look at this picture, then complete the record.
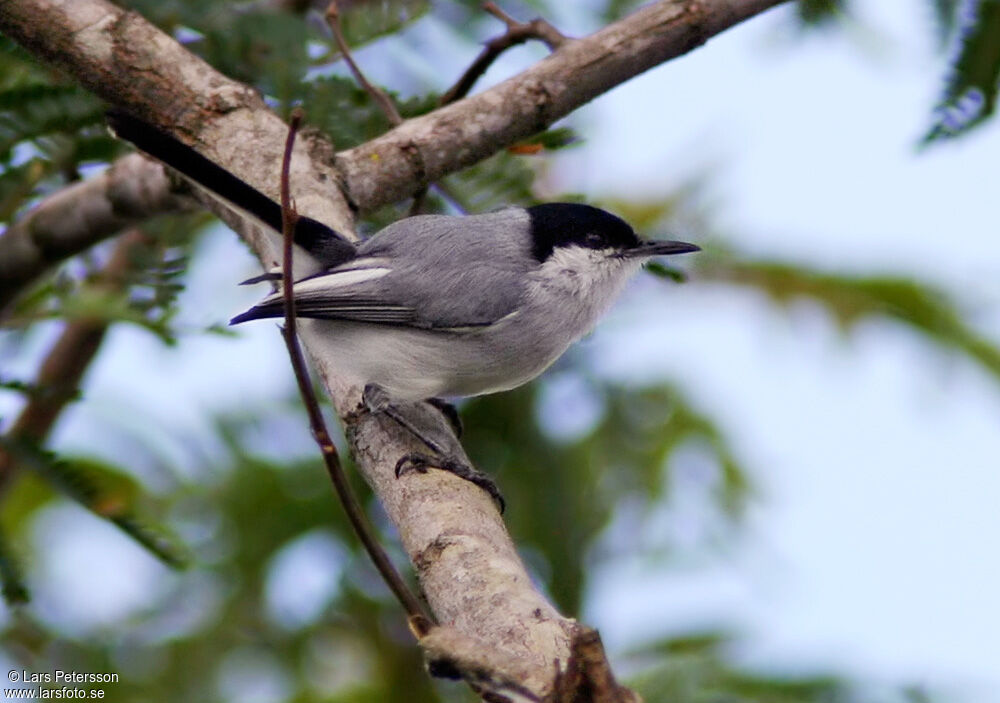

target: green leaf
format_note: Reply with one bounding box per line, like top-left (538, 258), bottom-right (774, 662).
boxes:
top-left (334, 0), bottom-right (431, 52)
top-left (107, 514), bottom-right (188, 568)
top-left (2, 442), bottom-right (133, 509)
top-left (626, 631), bottom-right (870, 703)
top-left (932, 0), bottom-right (962, 44)
top-left (601, 0), bottom-right (645, 23)
top-left (0, 35), bottom-right (55, 89)
top-left (116, 2), bottom-right (314, 102)
top-left (48, 131), bottom-right (123, 167)
top-left (462, 379), bottom-right (749, 615)
top-left (16, 288), bottom-right (173, 344)
top-left (0, 78), bottom-right (114, 221)
top-left (0, 132), bottom-right (122, 223)
top-left (598, 195), bottom-right (686, 232)
top-left (645, 260), bottom-right (688, 283)
top-left (0, 83), bottom-right (106, 158)
top-left (0, 527), bottom-right (30, 604)
top-left (0, 472), bottom-right (57, 538)
top-left (302, 77), bottom-right (437, 150)
top-left (0, 156), bottom-right (51, 222)
top-left (795, 0), bottom-right (847, 25)
top-left (0, 377), bottom-right (42, 396)
top-left (202, 12), bottom-right (313, 106)
top-left (709, 258), bottom-right (1000, 382)
top-left (0, 439), bottom-right (188, 568)
top-left (508, 127), bottom-right (580, 154)
top-left (924, 0), bottom-right (1000, 142)
top-left (303, 76), bottom-right (397, 149)
top-left (598, 385), bottom-right (750, 515)
top-left (442, 150), bottom-right (537, 212)
top-left (118, 0), bottom-right (429, 109)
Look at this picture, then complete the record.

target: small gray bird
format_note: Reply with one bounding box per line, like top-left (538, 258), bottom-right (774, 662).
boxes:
top-left (108, 111), bottom-right (699, 508)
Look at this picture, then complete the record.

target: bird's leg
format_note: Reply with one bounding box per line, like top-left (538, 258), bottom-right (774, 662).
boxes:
top-left (425, 397), bottom-right (462, 438)
top-left (362, 384), bottom-right (504, 512)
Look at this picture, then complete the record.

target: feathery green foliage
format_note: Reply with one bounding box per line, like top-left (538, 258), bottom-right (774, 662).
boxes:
top-left (706, 257), bottom-right (1000, 382)
top-left (0, 439), bottom-right (187, 568)
top-left (462, 380), bottom-right (748, 615)
top-left (0, 37), bottom-right (121, 224)
top-left (932, 0), bottom-right (963, 43)
top-left (0, 527), bottom-right (29, 603)
top-left (924, 0), bottom-right (1000, 142)
top-left (3, 224), bottom-right (203, 345)
top-left (796, 0), bottom-right (846, 25)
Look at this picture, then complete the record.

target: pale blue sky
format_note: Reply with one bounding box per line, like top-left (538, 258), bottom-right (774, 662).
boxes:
top-left (552, 1), bottom-right (1000, 699)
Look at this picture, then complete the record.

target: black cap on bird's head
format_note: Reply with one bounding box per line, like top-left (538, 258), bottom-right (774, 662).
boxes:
top-left (526, 203), bottom-right (699, 262)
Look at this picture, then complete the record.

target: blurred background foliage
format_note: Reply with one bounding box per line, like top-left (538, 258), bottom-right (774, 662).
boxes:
top-left (0, 0), bottom-right (997, 701)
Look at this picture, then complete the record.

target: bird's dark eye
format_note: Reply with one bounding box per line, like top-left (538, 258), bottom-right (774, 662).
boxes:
top-left (584, 232), bottom-right (604, 248)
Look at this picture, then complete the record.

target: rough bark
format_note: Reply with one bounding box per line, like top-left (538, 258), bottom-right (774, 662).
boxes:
top-left (334, 0), bottom-right (787, 212)
top-left (0, 0), bottom-right (788, 698)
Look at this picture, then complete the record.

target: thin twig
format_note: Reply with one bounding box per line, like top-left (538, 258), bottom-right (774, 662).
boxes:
top-left (325, 1), bottom-right (433, 213)
top-left (418, 3), bottom-right (566, 215)
top-left (439, 2), bottom-right (567, 106)
top-left (325, 2), bottom-right (403, 126)
top-left (276, 109), bottom-right (431, 633)
top-left (324, 1), bottom-right (498, 216)
top-left (483, 1), bottom-right (566, 46)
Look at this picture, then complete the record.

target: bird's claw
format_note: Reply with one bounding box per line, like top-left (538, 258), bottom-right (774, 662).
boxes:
top-left (395, 453), bottom-right (431, 478)
top-left (395, 452), bottom-right (505, 513)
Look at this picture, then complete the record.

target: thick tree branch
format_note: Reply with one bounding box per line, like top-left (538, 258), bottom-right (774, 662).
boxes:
top-left (0, 0), bottom-right (356, 244)
top-left (334, 0), bottom-right (788, 211)
top-left (0, 0), bottom-right (789, 698)
top-left (0, 154), bottom-right (188, 314)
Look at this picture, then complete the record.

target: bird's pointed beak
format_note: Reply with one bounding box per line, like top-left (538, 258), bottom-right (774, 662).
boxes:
top-left (619, 240), bottom-right (701, 258)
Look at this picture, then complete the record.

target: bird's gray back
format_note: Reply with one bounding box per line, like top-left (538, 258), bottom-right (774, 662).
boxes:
top-left (356, 208), bottom-right (534, 329)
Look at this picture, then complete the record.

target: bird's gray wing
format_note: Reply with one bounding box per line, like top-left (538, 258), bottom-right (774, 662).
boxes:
top-left (231, 210), bottom-right (534, 329)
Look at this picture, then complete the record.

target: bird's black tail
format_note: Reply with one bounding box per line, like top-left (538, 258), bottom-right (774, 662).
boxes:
top-left (107, 109), bottom-right (356, 267)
